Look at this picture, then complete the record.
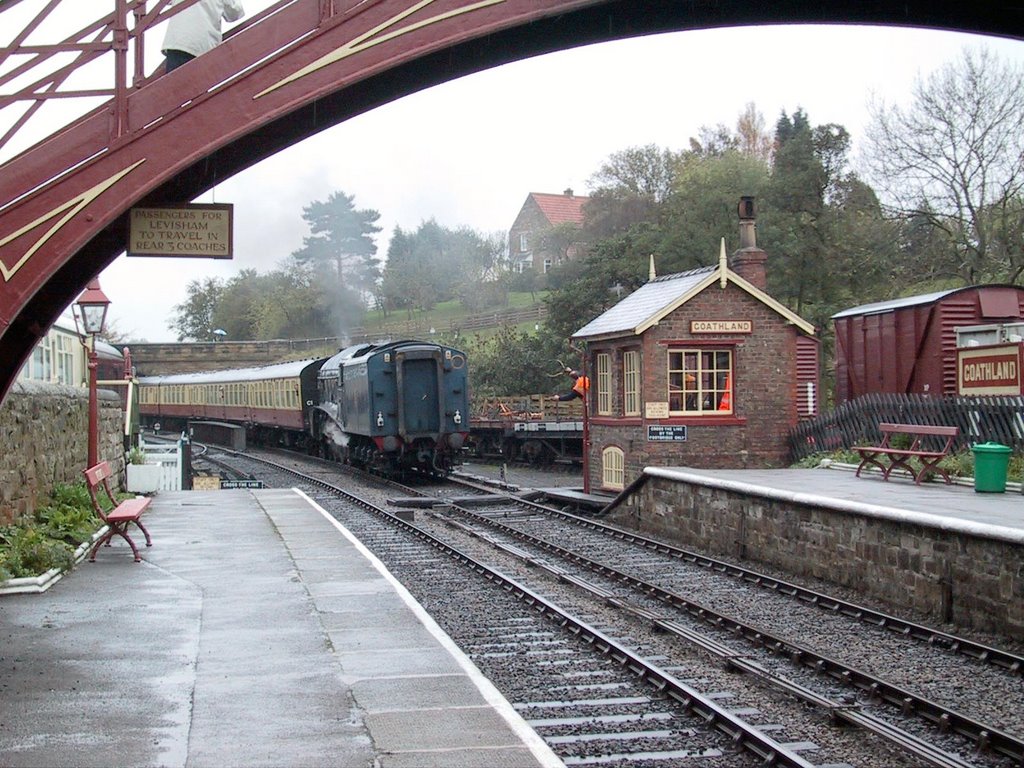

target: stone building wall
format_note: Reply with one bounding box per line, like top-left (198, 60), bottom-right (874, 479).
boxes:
top-left (0, 382), bottom-right (124, 523)
top-left (606, 473), bottom-right (1023, 641)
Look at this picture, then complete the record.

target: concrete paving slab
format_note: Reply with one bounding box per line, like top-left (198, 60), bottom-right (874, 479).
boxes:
top-left (0, 487), bottom-right (562, 768)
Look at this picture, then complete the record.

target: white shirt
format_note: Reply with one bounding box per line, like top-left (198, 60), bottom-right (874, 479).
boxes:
top-left (162, 0), bottom-right (245, 58)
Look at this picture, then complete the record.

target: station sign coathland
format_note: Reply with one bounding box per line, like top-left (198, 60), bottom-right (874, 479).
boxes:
top-left (128, 204), bottom-right (233, 259)
top-left (957, 343), bottom-right (1024, 395)
top-left (690, 320), bottom-right (752, 334)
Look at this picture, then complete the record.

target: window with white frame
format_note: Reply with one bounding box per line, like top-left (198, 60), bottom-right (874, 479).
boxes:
top-left (623, 350), bottom-right (640, 416)
top-left (55, 334), bottom-right (75, 385)
top-left (602, 446), bottom-right (625, 490)
top-left (542, 257), bottom-right (553, 273)
top-left (519, 233), bottom-right (528, 252)
top-left (596, 353), bottom-right (611, 415)
top-left (668, 348), bottom-right (733, 414)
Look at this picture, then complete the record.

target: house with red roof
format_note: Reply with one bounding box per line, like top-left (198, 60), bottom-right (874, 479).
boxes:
top-left (508, 188), bottom-right (588, 273)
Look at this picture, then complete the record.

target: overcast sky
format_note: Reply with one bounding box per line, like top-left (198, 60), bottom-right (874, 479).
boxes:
top-left (69, 23), bottom-right (1024, 341)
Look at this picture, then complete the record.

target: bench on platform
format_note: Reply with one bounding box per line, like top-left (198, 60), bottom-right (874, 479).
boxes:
top-left (852, 423), bottom-right (959, 485)
top-left (83, 461), bottom-right (152, 562)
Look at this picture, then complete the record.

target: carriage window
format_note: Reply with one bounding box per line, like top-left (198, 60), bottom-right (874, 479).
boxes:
top-left (602, 446), bottom-right (625, 491)
top-left (596, 353), bottom-right (611, 415)
top-left (623, 351), bottom-right (640, 416)
top-left (668, 349), bottom-right (733, 415)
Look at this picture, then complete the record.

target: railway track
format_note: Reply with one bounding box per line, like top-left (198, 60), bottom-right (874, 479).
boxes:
top-left (206, 447), bottom-right (1024, 767)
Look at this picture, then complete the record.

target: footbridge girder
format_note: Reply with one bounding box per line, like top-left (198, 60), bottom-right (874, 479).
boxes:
top-left (0, 0), bottom-right (1022, 400)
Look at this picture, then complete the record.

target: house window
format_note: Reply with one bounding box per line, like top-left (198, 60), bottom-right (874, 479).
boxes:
top-left (668, 349), bottom-right (733, 414)
top-left (55, 334), bottom-right (75, 385)
top-left (623, 351), bottom-right (640, 416)
top-left (542, 257), bottom-right (553, 273)
top-left (602, 446), bottom-right (625, 491)
top-left (596, 353), bottom-right (611, 415)
top-left (520, 233), bottom-right (528, 252)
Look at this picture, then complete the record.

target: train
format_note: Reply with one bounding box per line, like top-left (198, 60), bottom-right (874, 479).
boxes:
top-left (137, 339), bottom-right (470, 475)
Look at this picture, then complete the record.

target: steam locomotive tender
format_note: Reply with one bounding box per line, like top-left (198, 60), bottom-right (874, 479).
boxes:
top-left (136, 339), bottom-right (469, 476)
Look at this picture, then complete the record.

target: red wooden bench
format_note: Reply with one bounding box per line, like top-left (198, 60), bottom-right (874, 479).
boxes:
top-left (852, 423), bottom-right (959, 485)
top-left (83, 461), bottom-right (152, 562)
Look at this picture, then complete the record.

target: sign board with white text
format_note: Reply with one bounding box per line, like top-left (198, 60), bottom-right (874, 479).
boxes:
top-left (128, 204), bottom-right (233, 259)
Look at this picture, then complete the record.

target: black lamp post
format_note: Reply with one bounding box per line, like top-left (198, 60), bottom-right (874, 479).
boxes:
top-left (74, 279), bottom-right (111, 468)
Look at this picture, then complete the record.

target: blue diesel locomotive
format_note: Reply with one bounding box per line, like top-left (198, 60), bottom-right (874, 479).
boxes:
top-left (137, 339), bottom-right (470, 475)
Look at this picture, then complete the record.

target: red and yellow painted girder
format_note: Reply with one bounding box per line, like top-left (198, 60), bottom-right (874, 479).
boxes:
top-left (0, 0), bottom-right (1021, 399)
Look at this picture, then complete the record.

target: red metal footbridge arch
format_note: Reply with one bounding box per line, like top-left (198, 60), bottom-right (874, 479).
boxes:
top-left (0, 0), bottom-right (1022, 399)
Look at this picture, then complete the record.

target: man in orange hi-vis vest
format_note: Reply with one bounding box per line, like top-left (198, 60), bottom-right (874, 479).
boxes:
top-left (549, 368), bottom-right (590, 402)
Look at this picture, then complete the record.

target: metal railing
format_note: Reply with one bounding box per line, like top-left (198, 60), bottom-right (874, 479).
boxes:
top-left (0, 0), bottom-right (295, 158)
top-left (789, 393), bottom-right (1024, 461)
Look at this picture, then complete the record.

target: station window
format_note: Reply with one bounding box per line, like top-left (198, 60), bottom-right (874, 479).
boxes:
top-left (55, 334), bottom-right (75, 385)
top-left (596, 353), bottom-right (612, 415)
top-left (601, 446), bottom-right (625, 491)
top-left (623, 351), bottom-right (640, 416)
top-left (668, 349), bottom-right (733, 415)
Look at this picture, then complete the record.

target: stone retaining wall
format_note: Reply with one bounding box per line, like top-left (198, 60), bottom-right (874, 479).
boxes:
top-left (606, 474), bottom-right (1024, 641)
top-left (0, 382), bottom-right (124, 523)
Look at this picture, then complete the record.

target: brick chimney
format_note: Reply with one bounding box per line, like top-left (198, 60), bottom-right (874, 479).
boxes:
top-left (730, 196), bottom-right (767, 291)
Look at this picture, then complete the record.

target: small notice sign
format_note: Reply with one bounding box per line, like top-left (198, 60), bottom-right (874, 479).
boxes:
top-left (128, 204), bottom-right (233, 259)
top-left (645, 402), bottom-right (669, 419)
top-left (647, 425), bottom-right (687, 442)
top-left (220, 479), bottom-right (265, 489)
top-left (192, 475), bottom-right (221, 490)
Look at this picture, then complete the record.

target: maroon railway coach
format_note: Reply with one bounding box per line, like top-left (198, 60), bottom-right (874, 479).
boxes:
top-left (831, 285), bottom-right (1024, 403)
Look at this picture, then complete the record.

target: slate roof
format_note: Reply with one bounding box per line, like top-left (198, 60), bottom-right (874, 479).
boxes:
top-left (572, 267), bottom-right (716, 339)
top-left (571, 239), bottom-right (816, 340)
top-left (530, 192), bottom-right (588, 225)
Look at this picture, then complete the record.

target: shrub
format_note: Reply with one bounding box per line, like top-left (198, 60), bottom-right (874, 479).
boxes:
top-left (0, 522), bottom-right (76, 578)
top-left (0, 482), bottom-right (104, 580)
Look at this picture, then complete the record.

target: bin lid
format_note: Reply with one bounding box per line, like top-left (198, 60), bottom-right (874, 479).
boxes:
top-left (971, 442), bottom-right (1012, 452)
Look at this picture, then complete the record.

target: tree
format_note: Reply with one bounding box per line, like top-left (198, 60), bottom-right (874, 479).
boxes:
top-left (292, 191), bottom-right (382, 295)
top-left (584, 144), bottom-right (680, 238)
top-left (169, 276), bottom-right (223, 341)
top-left (863, 46), bottom-right (1024, 283)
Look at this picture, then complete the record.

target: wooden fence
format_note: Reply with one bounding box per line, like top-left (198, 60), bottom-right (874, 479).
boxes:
top-left (788, 393), bottom-right (1024, 461)
top-left (349, 305), bottom-right (547, 343)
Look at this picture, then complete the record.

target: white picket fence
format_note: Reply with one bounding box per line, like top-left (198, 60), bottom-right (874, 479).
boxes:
top-left (126, 436), bottom-right (185, 492)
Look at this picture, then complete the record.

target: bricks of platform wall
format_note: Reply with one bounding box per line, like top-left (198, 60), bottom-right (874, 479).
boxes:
top-left (605, 477), bottom-right (1023, 641)
top-left (0, 382), bottom-right (124, 523)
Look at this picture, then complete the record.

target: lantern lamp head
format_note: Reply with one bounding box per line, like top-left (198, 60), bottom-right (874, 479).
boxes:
top-left (75, 279), bottom-right (111, 336)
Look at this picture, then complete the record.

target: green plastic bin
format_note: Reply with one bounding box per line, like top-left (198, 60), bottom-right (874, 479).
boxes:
top-left (971, 442), bottom-right (1012, 493)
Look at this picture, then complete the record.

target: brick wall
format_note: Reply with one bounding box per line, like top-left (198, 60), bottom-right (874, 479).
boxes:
top-left (0, 382), bottom-right (124, 522)
top-left (605, 474), bottom-right (1023, 641)
top-left (585, 281), bottom-right (804, 490)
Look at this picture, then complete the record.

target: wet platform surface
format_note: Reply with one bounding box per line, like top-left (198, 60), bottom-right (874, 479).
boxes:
top-left (0, 488), bottom-right (563, 768)
top-left (647, 464), bottom-right (1024, 538)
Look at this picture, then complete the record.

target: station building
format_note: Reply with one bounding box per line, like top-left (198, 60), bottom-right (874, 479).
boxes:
top-left (572, 201), bottom-right (818, 492)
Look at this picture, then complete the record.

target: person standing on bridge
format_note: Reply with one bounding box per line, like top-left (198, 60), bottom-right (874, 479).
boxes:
top-left (162, 0), bottom-right (246, 74)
